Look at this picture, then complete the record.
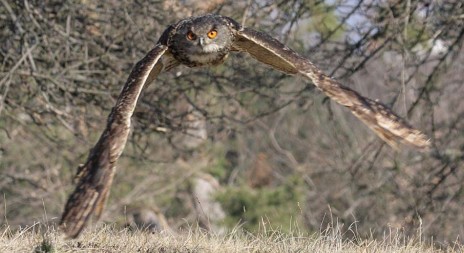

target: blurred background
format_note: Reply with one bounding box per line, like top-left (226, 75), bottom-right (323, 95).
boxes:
top-left (1, 0), bottom-right (463, 244)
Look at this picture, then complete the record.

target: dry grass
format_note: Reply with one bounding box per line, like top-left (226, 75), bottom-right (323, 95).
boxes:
top-left (2, 0), bottom-right (464, 244)
top-left (1, 223), bottom-right (460, 253)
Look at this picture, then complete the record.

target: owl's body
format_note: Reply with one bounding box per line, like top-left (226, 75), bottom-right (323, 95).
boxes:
top-left (60, 14), bottom-right (430, 239)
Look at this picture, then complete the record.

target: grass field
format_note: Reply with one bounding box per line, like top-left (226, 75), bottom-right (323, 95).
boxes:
top-left (1, 223), bottom-right (460, 253)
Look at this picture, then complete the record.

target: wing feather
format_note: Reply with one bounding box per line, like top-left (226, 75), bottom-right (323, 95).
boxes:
top-left (234, 27), bottom-right (430, 149)
top-left (60, 44), bottom-right (168, 238)
top-left (233, 28), bottom-right (299, 74)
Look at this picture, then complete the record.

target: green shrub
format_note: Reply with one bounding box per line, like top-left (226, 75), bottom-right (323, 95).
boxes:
top-left (216, 176), bottom-right (306, 233)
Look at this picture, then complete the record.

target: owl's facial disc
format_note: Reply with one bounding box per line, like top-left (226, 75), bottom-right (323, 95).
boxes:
top-left (185, 29), bottom-right (221, 53)
top-left (170, 15), bottom-right (233, 66)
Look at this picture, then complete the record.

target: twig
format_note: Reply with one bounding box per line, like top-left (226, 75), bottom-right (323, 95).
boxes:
top-left (0, 44), bottom-right (37, 116)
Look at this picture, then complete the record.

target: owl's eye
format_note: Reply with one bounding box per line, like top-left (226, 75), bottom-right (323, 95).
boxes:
top-left (186, 31), bottom-right (197, 41)
top-left (207, 29), bottom-right (217, 39)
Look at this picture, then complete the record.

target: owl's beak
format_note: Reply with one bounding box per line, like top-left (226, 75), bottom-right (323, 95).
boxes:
top-left (199, 37), bottom-right (205, 47)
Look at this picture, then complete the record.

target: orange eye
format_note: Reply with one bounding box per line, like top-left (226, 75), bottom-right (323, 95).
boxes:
top-left (187, 31), bottom-right (197, 40)
top-left (207, 30), bottom-right (217, 39)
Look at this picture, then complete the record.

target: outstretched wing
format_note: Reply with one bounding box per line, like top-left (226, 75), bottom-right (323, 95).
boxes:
top-left (60, 44), bottom-right (169, 238)
top-left (232, 27), bottom-right (430, 150)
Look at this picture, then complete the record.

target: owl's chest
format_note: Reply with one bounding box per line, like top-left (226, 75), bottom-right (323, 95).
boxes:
top-left (170, 47), bottom-right (229, 67)
top-left (186, 51), bottom-right (228, 67)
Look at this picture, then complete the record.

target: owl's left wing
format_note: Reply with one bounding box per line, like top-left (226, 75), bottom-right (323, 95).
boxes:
top-left (60, 44), bottom-right (170, 239)
top-left (232, 27), bottom-right (430, 150)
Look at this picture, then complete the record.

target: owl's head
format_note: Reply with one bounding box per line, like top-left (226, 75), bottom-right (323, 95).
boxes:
top-left (168, 14), bottom-right (238, 66)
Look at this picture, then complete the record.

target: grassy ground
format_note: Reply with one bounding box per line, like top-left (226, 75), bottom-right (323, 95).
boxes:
top-left (1, 224), bottom-right (460, 253)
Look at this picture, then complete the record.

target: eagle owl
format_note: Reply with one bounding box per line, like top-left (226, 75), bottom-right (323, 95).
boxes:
top-left (60, 14), bottom-right (430, 238)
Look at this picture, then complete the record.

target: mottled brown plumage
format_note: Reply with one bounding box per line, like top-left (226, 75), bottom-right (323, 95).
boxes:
top-left (60, 14), bottom-right (430, 239)
top-left (60, 45), bottom-right (168, 238)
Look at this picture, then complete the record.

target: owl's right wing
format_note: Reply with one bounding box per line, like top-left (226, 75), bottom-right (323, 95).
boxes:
top-left (232, 27), bottom-right (430, 150)
top-left (59, 40), bottom-right (174, 238)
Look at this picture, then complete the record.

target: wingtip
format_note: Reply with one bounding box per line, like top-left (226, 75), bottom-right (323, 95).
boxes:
top-left (372, 125), bottom-right (432, 152)
top-left (403, 131), bottom-right (432, 151)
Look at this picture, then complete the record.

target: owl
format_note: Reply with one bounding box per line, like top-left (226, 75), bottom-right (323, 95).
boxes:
top-left (60, 14), bottom-right (430, 238)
